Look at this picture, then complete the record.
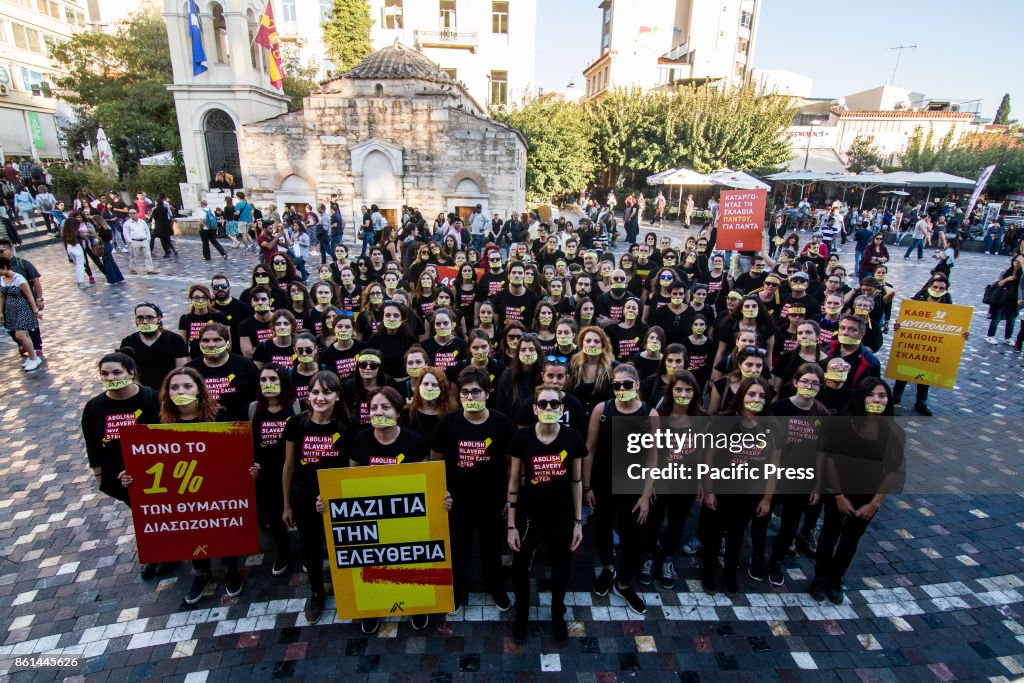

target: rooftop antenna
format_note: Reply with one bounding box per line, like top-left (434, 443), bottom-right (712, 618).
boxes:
top-left (887, 44), bottom-right (917, 85)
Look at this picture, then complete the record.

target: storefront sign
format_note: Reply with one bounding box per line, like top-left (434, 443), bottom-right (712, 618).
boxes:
top-left (120, 422), bottom-right (259, 563)
top-left (718, 189), bottom-right (767, 251)
top-left (885, 299), bottom-right (973, 389)
top-left (26, 112), bottom-right (44, 149)
top-left (319, 462), bottom-right (454, 620)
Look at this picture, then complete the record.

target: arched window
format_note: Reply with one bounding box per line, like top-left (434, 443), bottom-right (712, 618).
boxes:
top-left (247, 10), bottom-right (258, 69)
top-left (374, 83), bottom-right (384, 97)
top-left (204, 109), bottom-right (242, 188)
top-left (211, 2), bottom-right (229, 64)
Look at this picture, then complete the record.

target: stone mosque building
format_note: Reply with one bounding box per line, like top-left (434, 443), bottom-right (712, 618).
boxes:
top-left (162, 0), bottom-right (526, 224)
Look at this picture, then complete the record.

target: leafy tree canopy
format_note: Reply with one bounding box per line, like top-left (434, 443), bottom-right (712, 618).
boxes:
top-left (322, 0), bottom-right (374, 73)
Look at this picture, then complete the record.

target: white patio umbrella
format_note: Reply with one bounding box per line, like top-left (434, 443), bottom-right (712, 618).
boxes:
top-left (96, 128), bottom-right (116, 172)
top-left (706, 169), bottom-right (771, 191)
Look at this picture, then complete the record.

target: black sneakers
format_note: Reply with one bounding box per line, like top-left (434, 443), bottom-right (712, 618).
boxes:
top-left (660, 559), bottom-right (677, 590)
top-left (768, 562), bottom-right (785, 586)
top-left (638, 557), bottom-right (654, 585)
top-left (552, 614), bottom-right (568, 644)
top-left (272, 555), bottom-right (289, 576)
top-left (747, 559), bottom-right (766, 582)
top-left (225, 570), bottom-right (244, 598)
top-left (593, 568), bottom-right (616, 597)
top-left (140, 563), bottom-right (157, 580)
top-left (808, 577), bottom-right (827, 602)
top-left (411, 614), bottom-right (429, 631)
top-left (513, 614), bottom-right (528, 643)
top-left (612, 583), bottom-right (647, 615)
top-left (826, 586), bottom-right (845, 605)
top-left (185, 573), bottom-right (213, 605)
top-left (491, 592), bottom-right (512, 612)
top-left (361, 617), bottom-right (380, 634)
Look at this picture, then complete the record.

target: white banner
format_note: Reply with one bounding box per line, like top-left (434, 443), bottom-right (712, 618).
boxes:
top-left (964, 164), bottom-right (997, 220)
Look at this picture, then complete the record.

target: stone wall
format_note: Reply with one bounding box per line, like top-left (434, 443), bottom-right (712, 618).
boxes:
top-left (240, 78), bottom-right (526, 220)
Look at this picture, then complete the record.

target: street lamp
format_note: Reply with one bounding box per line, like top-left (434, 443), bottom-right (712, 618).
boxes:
top-left (803, 118), bottom-right (823, 170)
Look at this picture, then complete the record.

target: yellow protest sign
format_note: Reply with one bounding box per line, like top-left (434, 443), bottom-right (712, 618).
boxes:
top-left (318, 461), bottom-right (454, 620)
top-left (885, 299), bottom-right (973, 389)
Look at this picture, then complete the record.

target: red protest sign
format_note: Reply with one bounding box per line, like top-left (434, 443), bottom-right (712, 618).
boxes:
top-left (435, 265), bottom-right (485, 289)
top-left (718, 189), bottom-right (767, 251)
top-left (120, 422), bottom-right (259, 564)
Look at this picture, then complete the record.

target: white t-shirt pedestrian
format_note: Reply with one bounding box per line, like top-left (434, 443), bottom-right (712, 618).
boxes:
top-left (912, 219), bottom-right (929, 240)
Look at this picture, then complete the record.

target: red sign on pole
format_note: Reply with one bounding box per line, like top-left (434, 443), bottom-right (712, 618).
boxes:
top-left (718, 189), bottom-right (767, 251)
top-left (120, 422), bottom-right (259, 564)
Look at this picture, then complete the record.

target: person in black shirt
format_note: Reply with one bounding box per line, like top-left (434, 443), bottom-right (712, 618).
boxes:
top-left (81, 351), bottom-right (161, 576)
top-left (319, 314), bottom-right (365, 380)
top-left (178, 284), bottom-right (229, 359)
top-left (253, 310), bottom-right (297, 369)
top-left (594, 269), bottom-right (631, 326)
top-left (507, 385), bottom-right (586, 644)
top-left (431, 367), bottom-right (515, 615)
top-left (421, 308), bottom-right (467, 373)
top-left (239, 264), bottom-right (288, 312)
top-left (282, 371), bottom-right (349, 624)
top-left (210, 275), bottom-right (254, 354)
top-left (366, 301), bottom-right (418, 379)
top-left (185, 322), bottom-right (258, 420)
top-left (811, 378), bottom-right (904, 605)
top-left (238, 287), bottom-right (275, 358)
top-left (341, 348), bottom-right (393, 427)
top-left (120, 302), bottom-right (187, 390)
top-left (250, 364), bottom-right (300, 577)
top-left (492, 261), bottom-right (539, 328)
top-left (516, 359), bottom-right (588, 433)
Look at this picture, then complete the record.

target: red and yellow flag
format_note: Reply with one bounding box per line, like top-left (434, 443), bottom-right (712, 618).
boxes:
top-left (254, 0), bottom-right (284, 90)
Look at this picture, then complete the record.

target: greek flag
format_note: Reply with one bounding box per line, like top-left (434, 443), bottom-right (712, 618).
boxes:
top-left (188, 0), bottom-right (208, 76)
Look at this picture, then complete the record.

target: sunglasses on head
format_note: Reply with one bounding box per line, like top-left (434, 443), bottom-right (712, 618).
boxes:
top-left (358, 361), bottom-right (380, 370)
top-left (536, 399), bottom-right (562, 410)
top-left (740, 347), bottom-right (768, 357)
top-left (545, 354), bottom-right (569, 364)
top-left (610, 380), bottom-right (635, 391)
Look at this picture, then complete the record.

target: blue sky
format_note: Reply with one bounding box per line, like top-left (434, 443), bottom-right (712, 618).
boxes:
top-left (536, 0), bottom-right (1022, 121)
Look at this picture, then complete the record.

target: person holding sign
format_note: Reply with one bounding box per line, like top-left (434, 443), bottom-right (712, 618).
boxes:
top-left (431, 367), bottom-right (516, 617)
top-left (346, 386), bottom-right (432, 634)
top-left (118, 367), bottom-right (256, 604)
top-left (80, 351), bottom-right (161, 577)
top-left (891, 276), bottom-right (964, 417)
top-left (282, 370), bottom-right (349, 625)
top-left (507, 384), bottom-right (586, 644)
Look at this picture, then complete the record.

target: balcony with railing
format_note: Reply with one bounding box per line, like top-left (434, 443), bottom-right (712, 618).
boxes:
top-left (414, 28), bottom-right (478, 51)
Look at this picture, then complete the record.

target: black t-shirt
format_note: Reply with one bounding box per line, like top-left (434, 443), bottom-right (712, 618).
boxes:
top-left (119, 331), bottom-right (188, 390)
top-left (252, 404), bottom-right (298, 472)
top-left (178, 311), bottom-right (230, 359)
top-left (400, 409), bottom-right (441, 443)
top-left (421, 336), bottom-right (468, 372)
top-left (319, 342), bottom-right (366, 380)
top-left (769, 399), bottom-right (822, 491)
top-left (683, 336), bottom-right (714, 386)
top-left (492, 288), bottom-right (539, 327)
top-left (212, 297), bottom-right (254, 354)
top-left (509, 425), bottom-right (587, 517)
top-left (366, 331), bottom-right (417, 378)
top-left (627, 352), bottom-right (661, 380)
top-left (475, 271), bottom-right (507, 302)
top-left (819, 418), bottom-right (904, 497)
top-left (594, 290), bottom-right (629, 323)
top-left (80, 387), bottom-right (160, 502)
top-left (238, 315), bottom-right (274, 351)
top-left (432, 410), bottom-right (515, 495)
top-left (650, 305), bottom-right (689, 345)
top-left (186, 354), bottom-right (259, 420)
top-left (349, 428), bottom-right (428, 466)
top-left (818, 385), bottom-right (853, 416)
top-left (253, 339), bottom-right (296, 367)
top-left (282, 414), bottom-right (347, 490)
top-left (604, 322), bottom-right (648, 361)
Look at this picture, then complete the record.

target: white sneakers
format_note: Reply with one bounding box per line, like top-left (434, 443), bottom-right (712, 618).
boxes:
top-left (22, 357), bottom-right (42, 371)
top-left (985, 337), bottom-right (998, 345)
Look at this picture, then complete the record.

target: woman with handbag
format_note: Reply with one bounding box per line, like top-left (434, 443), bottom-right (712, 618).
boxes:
top-left (986, 242), bottom-right (1024, 346)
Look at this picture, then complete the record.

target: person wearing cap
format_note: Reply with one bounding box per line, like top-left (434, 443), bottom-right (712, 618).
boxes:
top-left (780, 271), bottom-right (820, 325)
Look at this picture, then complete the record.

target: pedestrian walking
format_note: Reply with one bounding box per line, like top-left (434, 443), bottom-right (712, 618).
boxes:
top-left (0, 254), bottom-right (43, 371)
top-left (198, 199), bottom-right (228, 261)
top-left (122, 208), bottom-right (157, 274)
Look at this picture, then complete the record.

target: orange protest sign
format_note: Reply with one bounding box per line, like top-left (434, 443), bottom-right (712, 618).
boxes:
top-left (885, 299), bottom-right (973, 389)
top-left (319, 461), bottom-right (454, 620)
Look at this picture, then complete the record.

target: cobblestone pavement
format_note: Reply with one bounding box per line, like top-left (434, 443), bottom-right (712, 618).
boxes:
top-left (0, 232), bottom-right (1022, 682)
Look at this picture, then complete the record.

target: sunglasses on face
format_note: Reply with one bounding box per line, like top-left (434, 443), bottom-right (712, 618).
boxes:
top-left (296, 347), bottom-right (316, 355)
top-left (358, 361), bottom-right (380, 370)
top-left (536, 399), bottom-right (562, 410)
top-left (211, 283), bottom-right (229, 291)
top-left (610, 380), bottom-right (635, 391)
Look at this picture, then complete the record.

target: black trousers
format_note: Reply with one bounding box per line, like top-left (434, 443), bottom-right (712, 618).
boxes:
top-left (814, 494), bottom-right (874, 588)
top-left (200, 229), bottom-right (227, 260)
top-left (893, 380), bottom-right (929, 404)
top-left (749, 493), bottom-right (806, 566)
top-left (155, 233), bottom-right (177, 256)
top-left (293, 486), bottom-right (327, 595)
top-left (513, 513), bottom-right (572, 618)
top-left (642, 493), bottom-right (696, 559)
top-left (702, 494), bottom-right (760, 582)
top-left (193, 556), bottom-right (239, 574)
top-left (449, 490), bottom-right (504, 602)
top-left (256, 465), bottom-right (290, 561)
top-left (594, 486), bottom-right (644, 585)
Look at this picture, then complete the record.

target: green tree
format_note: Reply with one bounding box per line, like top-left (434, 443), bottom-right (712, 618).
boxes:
top-left (845, 135), bottom-right (883, 173)
top-left (322, 0), bottom-right (374, 72)
top-left (490, 94), bottom-right (594, 202)
top-left (281, 44), bottom-right (320, 112)
top-left (584, 85), bottom-right (795, 187)
top-left (897, 126), bottom-right (956, 172)
top-left (49, 1), bottom-right (178, 176)
top-left (994, 94), bottom-right (1011, 125)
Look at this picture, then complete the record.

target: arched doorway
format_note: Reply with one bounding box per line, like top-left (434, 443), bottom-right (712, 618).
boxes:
top-left (204, 109), bottom-right (242, 188)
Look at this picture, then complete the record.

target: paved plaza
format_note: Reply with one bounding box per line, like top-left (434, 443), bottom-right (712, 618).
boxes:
top-left (0, 233), bottom-right (1022, 681)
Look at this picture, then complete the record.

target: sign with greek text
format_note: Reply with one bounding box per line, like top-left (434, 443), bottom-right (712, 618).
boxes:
top-left (435, 265), bottom-right (485, 290)
top-left (319, 461), bottom-right (454, 620)
top-left (718, 189), bottom-right (767, 251)
top-left (120, 422), bottom-right (258, 563)
top-left (885, 300), bottom-right (973, 389)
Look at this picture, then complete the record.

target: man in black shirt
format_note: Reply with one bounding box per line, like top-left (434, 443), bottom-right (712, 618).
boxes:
top-left (186, 322), bottom-right (258, 420)
top-left (492, 261), bottom-right (538, 327)
top-left (595, 269), bottom-right (630, 326)
top-left (238, 287), bottom-right (274, 358)
top-left (475, 250), bottom-right (506, 317)
top-left (211, 274), bottom-right (254, 355)
top-left (733, 255), bottom-right (769, 294)
top-left (120, 302), bottom-right (188, 390)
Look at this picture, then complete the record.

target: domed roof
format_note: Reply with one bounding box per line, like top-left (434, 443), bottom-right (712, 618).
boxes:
top-left (342, 41), bottom-right (457, 85)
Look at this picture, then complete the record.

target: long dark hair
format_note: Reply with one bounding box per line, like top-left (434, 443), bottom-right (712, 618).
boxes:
top-left (299, 370), bottom-right (349, 426)
top-left (848, 377), bottom-right (895, 417)
top-left (254, 363), bottom-right (297, 418)
top-left (660, 370), bottom-right (706, 416)
top-left (159, 367), bottom-right (220, 423)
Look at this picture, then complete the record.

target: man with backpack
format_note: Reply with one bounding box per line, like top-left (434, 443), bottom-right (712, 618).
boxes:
top-left (199, 199), bottom-right (228, 261)
top-left (34, 185), bottom-right (58, 235)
